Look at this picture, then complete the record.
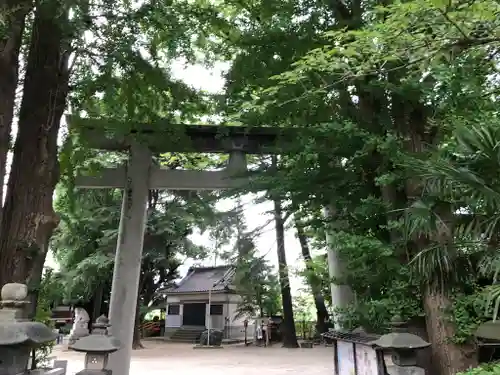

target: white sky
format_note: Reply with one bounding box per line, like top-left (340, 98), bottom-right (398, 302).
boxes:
top-left (45, 59), bottom-right (307, 293)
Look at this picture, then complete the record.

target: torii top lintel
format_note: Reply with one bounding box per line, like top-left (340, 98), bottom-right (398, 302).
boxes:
top-left (67, 116), bottom-right (299, 154)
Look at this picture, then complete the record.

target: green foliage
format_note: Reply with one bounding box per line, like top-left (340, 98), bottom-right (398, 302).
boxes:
top-left (448, 285), bottom-right (489, 345)
top-left (51, 177), bottom-right (223, 307)
top-left (32, 270), bottom-right (58, 369)
top-left (211, 5), bottom-right (500, 372)
top-left (233, 253), bottom-right (282, 318)
top-left (51, 188), bottom-right (120, 301)
top-left (457, 363), bottom-right (500, 375)
top-left (231, 213), bottom-right (282, 318)
top-left (293, 294), bottom-right (317, 340)
top-left (326, 232), bottom-right (423, 332)
top-left (299, 255), bottom-right (332, 306)
top-left (293, 293), bottom-right (319, 340)
top-left (292, 294), bottom-right (314, 321)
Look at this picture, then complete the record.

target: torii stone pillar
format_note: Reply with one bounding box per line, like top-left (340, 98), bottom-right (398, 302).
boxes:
top-left (69, 116), bottom-right (290, 375)
top-left (106, 142), bottom-right (151, 373)
top-left (323, 206), bottom-right (353, 329)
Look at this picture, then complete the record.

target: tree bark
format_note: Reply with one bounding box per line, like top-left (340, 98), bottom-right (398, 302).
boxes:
top-left (404, 144), bottom-right (470, 374)
top-left (132, 298), bottom-right (144, 350)
top-left (27, 222), bottom-right (55, 319)
top-left (295, 219), bottom-right (329, 333)
top-left (133, 274), bottom-right (146, 349)
top-left (0, 0), bottom-right (69, 285)
top-left (400, 93), bottom-right (476, 373)
top-left (0, 0), bottom-right (33, 223)
top-left (93, 283), bottom-right (104, 320)
top-left (423, 287), bottom-right (477, 375)
top-left (273, 198), bottom-right (299, 348)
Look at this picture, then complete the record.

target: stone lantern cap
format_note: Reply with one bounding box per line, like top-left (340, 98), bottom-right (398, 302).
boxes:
top-left (371, 315), bottom-right (430, 350)
top-left (0, 283), bottom-right (56, 347)
top-left (0, 321), bottom-right (57, 346)
top-left (475, 320), bottom-right (500, 341)
top-left (371, 332), bottom-right (430, 349)
top-left (95, 315), bottom-right (110, 325)
top-left (70, 334), bottom-right (120, 353)
top-left (92, 314), bottom-right (111, 331)
top-left (1, 283), bottom-right (29, 302)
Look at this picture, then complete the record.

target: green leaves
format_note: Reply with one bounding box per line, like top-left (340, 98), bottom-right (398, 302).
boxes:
top-left (215, 0), bottom-right (500, 355)
top-left (457, 362), bottom-right (500, 375)
top-left (231, 216), bottom-right (282, 318)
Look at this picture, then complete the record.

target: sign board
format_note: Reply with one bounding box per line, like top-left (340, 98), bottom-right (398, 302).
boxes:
top-left (337, 341), bottom-right (355, 375)
top-left (323, 329), bottom-right (383, 375)
top-left (355, 344), bottom-right (379, 375)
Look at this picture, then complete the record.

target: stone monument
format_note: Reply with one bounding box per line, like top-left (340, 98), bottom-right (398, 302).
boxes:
top-left (68, 307), bottom-right (90, 345)
top-left (0, 282), bottom-right (57, 375)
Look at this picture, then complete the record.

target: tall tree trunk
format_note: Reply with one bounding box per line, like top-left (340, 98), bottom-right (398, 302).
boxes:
top-left (132, 298), bottom-right (144, 349)
top-left (27, 221), bottom-right (55, 319)
top-left (295, 219), bottom-right (329, 334)
top-left (273, 198), bottom-right (299, 348)
top-left (423, 287), bottom-right (477, 375)
top-left (0, 0), bottom-right (33, 223)
top-left (133, 275), bottom-right (146, 349)
top-left (0, 0), bottom-right (69, 285)
top-left (93, 283), bottom-right (104, 320)
top-left (401, 99), bottom-right (476, 373)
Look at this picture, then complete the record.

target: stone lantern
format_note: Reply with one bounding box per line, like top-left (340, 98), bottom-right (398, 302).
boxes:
top-left (69, 323), bottom-right (120, 375)
top-left (91, 315), bottom-right (110, 335)
top-left (0, 282), bottom-right (57, 375)
top-left (475, 320), bottom-right (500, 363)
top-left (371, 315), bottom-right (430, 375)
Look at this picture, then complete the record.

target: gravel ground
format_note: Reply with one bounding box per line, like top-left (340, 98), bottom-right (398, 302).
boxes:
top-left (52, 340), bottom-right (333, 375)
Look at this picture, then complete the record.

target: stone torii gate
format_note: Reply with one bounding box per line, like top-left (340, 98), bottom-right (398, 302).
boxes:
top-left (68, 116), bottom-right (350, 375)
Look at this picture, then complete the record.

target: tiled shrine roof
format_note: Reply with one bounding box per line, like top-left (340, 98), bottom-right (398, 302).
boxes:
top-left (165, 265), bottom-right (235, 294)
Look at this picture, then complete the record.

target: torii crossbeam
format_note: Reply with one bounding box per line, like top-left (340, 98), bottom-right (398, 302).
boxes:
top-left (68, 116), bottom-right (297, 375)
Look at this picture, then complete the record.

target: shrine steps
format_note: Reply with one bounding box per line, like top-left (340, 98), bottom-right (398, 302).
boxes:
top-left (166, 326), bottom-right (205, 343)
